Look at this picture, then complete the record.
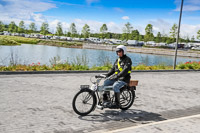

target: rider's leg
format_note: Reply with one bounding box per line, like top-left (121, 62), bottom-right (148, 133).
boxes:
top-left (112, 80), bottom-right (127, 108)
top-left (103, 79), bottom-right (116, 86)
top-left (103, 79), bottom-right (116, 103)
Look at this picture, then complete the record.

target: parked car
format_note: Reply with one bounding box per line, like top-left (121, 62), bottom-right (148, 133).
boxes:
top-left (191, 46), bottom-right (200, 50)
top-left (127, 40), bottom-right (138, 46)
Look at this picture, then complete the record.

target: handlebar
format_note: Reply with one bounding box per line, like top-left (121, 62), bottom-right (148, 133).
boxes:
top-left (90, 74), bottom-right (106, 84)
top-left (95, 74), bottom-right (106, 79)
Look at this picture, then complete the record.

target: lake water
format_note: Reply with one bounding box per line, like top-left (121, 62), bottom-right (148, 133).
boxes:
top-left (0, 44), bottom-right (199, 67)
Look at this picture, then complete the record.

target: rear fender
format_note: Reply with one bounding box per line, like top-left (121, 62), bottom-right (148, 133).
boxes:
top-left (129, 86), bottom-right (136, 91)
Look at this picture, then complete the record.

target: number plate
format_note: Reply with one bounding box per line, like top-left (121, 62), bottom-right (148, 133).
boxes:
top-left (80, 85), bottom-right (90, 89)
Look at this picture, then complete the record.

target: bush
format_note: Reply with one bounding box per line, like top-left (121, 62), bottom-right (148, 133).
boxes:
top-left (176, 61), bottom-right (200, 70)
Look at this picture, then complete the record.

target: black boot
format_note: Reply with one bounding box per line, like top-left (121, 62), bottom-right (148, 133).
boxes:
top-left (103, 92), bottom-right (110, 106)
top-left (111, 92), bottom-right (120, 109)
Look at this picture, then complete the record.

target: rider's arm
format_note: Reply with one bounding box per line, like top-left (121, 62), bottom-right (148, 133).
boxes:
top-left (117, 58), bottom-right (132, 78)
top-left (106, 60), bottom-right (117, 77)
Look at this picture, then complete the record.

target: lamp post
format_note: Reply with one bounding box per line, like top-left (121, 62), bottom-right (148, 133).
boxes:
top-left (173, 0), bottom-right (184, 70)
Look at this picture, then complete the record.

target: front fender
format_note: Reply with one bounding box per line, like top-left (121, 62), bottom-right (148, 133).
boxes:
top-left (80, 88), bottom-right (96, 95)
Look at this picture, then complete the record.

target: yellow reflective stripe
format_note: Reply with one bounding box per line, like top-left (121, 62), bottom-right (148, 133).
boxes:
top-left (117, 58), bottom-right (121, 71)
top-left (116, 71), bottom-right (131, 74)
top-left (116, 58), bottom-right (131, 74)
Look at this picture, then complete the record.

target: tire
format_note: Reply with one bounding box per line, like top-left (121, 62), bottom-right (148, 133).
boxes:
top-left (120, 89), bottom-right (135, 110)
top-left (72, 89), bottom-right (97, 116)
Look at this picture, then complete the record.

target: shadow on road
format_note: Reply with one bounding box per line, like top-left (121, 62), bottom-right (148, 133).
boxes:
top-left (78, 109), bottom-right (166, 123)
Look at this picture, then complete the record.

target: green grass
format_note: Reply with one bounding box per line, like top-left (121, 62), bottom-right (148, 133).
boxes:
top-left (0, 36), bottom-right (20, 45)
top-left (38, 40), bottom-right (83, 47)
top-left (0, 35), bottom-right (39, 45)
top-left (0, 35), bottom-right (83, 47)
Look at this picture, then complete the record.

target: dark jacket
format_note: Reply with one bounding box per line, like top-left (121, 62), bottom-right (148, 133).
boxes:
top-left (107, 55), bottom-right (132, 83)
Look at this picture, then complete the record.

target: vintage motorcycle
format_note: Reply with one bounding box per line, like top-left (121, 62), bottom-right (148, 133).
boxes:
top-left (72, 74), bottom-right (138, 116)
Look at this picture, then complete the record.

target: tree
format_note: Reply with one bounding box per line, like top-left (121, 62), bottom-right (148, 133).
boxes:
top-left (82, 24), bottom-right (90, 38)
top-left (144, 24), bottom-right (154, 42)
top-left (169, 24), bottom-right (178, 41)
top-left (0, 21), bottom-right (5, 32)
top-left (155, 32), bottom-right (162, 43)
top-left (40, 22), bottom-right (49, 35)
top-left (66, 32), bottom-right (71, 37)
top-left (123, 22), bottom-right (133, 34)
top-left (197, 30), bottom-right (200, 40)
top-left (191, 35), bottom-right (195, 42)
top-left (122, 22), bottom-right (133, 40)
top-left (100, 24), bottom-right (108, 33)
top-left (105, 32), bottom-right (112, 39)
top-left (185, 35), bottom-right (190, 43)
top-left (18, 21), bottom-right (25, 33)
top-left (55, 22), bottom-right (63, 36)
top-left (29, 22), bottom-right (37, 33)
top-left (69, 23), bottom-right (77, 37)
top-left (131, 30), bottom-right (140, 40)
top-left (100, 24), bottom-right (108, 39)
top-left (8, 21), bottom-right (18, 33)
top-left (139, 35), bottom-right (143, 41)
top-left (166, 38), bottom-right (174, 44)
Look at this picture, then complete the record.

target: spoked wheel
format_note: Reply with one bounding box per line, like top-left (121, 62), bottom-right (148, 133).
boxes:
top-left (120, 88), bottom-right (135, 110)
top-left (72, 89), bottom-right (97, 116)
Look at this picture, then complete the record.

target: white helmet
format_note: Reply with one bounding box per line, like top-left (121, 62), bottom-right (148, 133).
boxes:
top-left (116, 45), bottom-right (127, 55)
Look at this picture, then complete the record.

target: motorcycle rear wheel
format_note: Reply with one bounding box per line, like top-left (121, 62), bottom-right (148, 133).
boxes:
top-left (120, 89), bottom-right (135, 110)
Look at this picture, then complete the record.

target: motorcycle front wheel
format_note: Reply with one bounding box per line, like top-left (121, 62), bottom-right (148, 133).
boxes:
top-left (72, 89), bottom-right (97, 116)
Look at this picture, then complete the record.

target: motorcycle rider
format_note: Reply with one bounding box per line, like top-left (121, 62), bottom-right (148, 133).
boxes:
top-left (103, 45), bottom-right (132, 108)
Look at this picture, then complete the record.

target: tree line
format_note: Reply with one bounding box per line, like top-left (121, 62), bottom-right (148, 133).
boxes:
top-left (0, 20), bottom-right (200, 43)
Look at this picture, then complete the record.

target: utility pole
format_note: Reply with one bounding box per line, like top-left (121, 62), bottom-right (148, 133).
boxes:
top-left (173, 0), bottom-right (184, 69)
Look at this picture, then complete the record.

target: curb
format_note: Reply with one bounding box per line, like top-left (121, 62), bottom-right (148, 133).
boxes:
top-left (0, 69), bottom-right (200, 75)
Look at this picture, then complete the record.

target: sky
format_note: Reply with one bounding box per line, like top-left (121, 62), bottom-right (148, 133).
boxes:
top-left (0, 0), bottom-right (200, 39)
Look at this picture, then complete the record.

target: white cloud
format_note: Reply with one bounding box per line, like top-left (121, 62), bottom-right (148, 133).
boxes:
top-left (148, 19), bottom-right (172, 35)
top-left (74, 19), bottom-right (103, 33)
top-left (48, 20), bottom-right (70, 33)
top-left (69, 19), bottom-right (123, 34)
top-left (180, 24), bottom-right (200, 38)
top-left (107, 22), bottom-right (123, 33)
top-left (174, 0), bottom-right (200, 11)
top-left (0, 0), bottom-right (56, 26)
top-left (122, 16), bottom-right (130, 20)
top-left (146, 19), bottom-right (200, 38)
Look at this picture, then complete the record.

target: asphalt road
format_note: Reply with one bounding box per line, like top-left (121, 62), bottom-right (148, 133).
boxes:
top-left (0, 71), bottom-right (200, 133)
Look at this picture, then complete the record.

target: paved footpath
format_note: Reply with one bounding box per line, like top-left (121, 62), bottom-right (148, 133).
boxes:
top-left (0, 71), bottom-right (200, 133)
